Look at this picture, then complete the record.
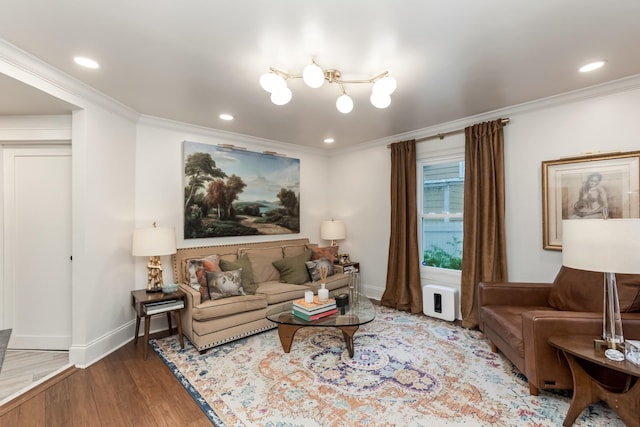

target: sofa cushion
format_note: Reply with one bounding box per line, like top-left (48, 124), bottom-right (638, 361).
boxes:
top-left (206, 269), bottom-right (246, 300)
top-left (272, 249), bottom-right (313, 284)
top-left (255, 281), bottom-right (311, 304)
top-left (185, 255), bottom-right (221, 301)
top-left (241, 247), bottom-right (283, 283)
top-left (305, 257), bottom-right (335, 282)
top-left (219, 254), bottom-right (257, 295)
top-left (549, 266), bottom-right (640, 312)
top-left (308, 244), bottom-right (339, 264)
top-left (282, 243), bottom-right (308, 257)
top-left (480, 305), bottom-right (554, 358)
top-left (307, 272), bottom-right (350, 292)
top-left (191, 294), bottom-right (268, 321)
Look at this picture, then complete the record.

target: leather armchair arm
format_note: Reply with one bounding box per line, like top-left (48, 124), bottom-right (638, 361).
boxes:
top-left (478, 281), bottom-right (552, 307)
top-left (521, 310), bottom-right (640, 391)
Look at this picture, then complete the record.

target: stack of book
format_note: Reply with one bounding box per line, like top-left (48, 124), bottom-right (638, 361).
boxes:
top-left (292, 296), bottom-right (337, 321)
top-left (144, 299), bottom-right (184, 315)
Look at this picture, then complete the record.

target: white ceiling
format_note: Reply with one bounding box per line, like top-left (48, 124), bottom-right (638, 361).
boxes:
top-left (1, 0), bottom-right (640, 149)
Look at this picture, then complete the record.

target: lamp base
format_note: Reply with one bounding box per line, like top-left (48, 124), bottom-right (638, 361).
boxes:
top-left (146, 287), bottom-right (163, 293)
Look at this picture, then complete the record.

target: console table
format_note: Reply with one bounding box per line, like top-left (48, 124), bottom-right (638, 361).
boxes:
top-left (131, 289), bottom-right (186, 360)
top-left (549, 335), bottom-right (640, 427)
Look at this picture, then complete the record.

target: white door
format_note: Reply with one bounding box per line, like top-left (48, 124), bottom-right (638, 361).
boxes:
top-left (1, 145), bottom-right (72, 350)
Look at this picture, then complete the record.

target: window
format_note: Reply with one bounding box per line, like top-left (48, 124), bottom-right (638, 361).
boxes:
top-left (420, 159), bottom-right (464, 270)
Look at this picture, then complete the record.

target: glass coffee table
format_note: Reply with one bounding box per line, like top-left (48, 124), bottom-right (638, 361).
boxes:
top-left (266, 293), bottom-right (375, 358)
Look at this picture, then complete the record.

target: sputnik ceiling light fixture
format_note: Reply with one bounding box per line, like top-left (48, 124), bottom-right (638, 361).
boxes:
top-left (259, 59), bottom-right (397, 114)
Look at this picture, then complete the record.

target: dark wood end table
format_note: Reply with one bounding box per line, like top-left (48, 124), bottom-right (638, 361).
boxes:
top-left (131, 289), bottom-right (186, 360)
top-left (549, 335), bottom-right (640, 427)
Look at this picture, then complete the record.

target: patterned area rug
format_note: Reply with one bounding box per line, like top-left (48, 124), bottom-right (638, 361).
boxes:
top-left (151, 306), bottom-right (623, 426)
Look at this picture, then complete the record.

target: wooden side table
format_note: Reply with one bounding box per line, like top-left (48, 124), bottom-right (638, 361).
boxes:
top-left (549, 335), bottom-right (640, 427)
top-left (131, 289), bottom-right (186, 360)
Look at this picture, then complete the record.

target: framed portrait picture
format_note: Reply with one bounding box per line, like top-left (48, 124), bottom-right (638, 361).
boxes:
top-left (542, 151), bottom-right (640, 250)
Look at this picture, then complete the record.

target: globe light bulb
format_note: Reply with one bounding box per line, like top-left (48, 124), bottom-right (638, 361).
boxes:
top-left (270, 87), bottom-right (292, 105)
top-left (336, 94), bottom-right (354, 114)
top-left (372, 76), bottom-right (397, 95)
top-left (370, 92), bottom-right (391, 109)
top-left (303, 63), bottom-right (325, 88)
top-left (260, 73), bottom-right (286, 93)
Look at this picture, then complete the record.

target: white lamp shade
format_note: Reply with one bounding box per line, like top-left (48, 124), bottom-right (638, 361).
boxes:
top-left (302, 63), bottom-right (325, 88)
top-left (336, 94), bottom-right (354, 114)
top-left (132, 227), bottom-right (177, 256)
top-left (562, 219), bottom-right (640, 274)
top-left (320, 220), bottom-right (346, 241)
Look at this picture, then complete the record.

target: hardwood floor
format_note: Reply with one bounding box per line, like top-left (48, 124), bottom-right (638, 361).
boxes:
top-left (0, 340), bottom-right (212, 426)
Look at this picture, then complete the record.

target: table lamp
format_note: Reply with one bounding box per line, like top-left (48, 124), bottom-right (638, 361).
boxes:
top-left (320, 218), bottom-right (346, 247)
top-left (562, 218), bottom-right (640, 358)
top-left (132, 222), bottom-right (177, 292)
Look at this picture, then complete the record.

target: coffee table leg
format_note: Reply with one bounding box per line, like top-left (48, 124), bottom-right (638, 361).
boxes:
top-left (337, 326), bottom-right (359, 358)
top-left (277, 324), bottom-right (303, 353)
top-left (562, 352), bottom-right (600, 426)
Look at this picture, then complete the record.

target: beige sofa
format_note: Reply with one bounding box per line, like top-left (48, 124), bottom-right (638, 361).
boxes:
top-left (172, 238), bottom-right (351, 352)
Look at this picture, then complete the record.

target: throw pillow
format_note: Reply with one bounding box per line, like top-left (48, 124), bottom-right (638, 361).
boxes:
top-left (272, 249), bottom-right (313, 285)
top-left (205, 269), bottom-right (245, 300)
top-left (219, 254), bottom-right (258, 295)
top-left (305, 257), bottom-right (335, 282)
top-left (242, 247), bottom-right (283, 283)
top-left (185, 255), bottom-right (220, 301)
top-left (309, 245), bottom-right (339, 264)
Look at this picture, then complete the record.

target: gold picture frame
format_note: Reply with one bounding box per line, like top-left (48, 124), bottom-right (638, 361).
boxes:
top-left (542, 151), bottom-right (640, 250)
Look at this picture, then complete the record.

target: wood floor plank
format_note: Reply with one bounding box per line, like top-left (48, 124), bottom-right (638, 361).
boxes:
top-left (67, 369), bottom-right (100, 427)
top-left (0, 339), bottom-right (212, 426)
top-left (45, 380), bottom-right (71, 427)
top-left (14, 392), bottom-right (45, 426)
top-left (87, 361), bottom-right (128, 426)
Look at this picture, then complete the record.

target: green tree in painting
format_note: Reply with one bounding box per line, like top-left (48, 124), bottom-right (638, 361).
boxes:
top-left (184, 152), bottom-right (226, 214)
top-left (277, 188), bottom-right (299, 216)
top-left (207, 174), bottom-right (247, 220)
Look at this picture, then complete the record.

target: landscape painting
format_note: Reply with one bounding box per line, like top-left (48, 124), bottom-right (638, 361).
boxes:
top-left (183, 141), bottom-right (300, 238)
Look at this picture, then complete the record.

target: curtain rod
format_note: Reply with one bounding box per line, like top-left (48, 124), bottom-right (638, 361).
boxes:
top-left (387, 117), bottom-right (510, 148)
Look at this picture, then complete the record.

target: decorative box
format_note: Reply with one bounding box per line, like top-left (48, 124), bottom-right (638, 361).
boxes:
top-left (625, 339), bottom-right (640, 367)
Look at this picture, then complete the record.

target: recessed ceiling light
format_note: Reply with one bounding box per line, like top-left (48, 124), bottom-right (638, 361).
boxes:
top-left (73, 56), bottom-right (100, 69)
top-left (579, 60), bottom-right (606, 73)
top-left (324, 138), bottom-right (335, 144)
top-left (219, 113), bottom-right (234, 121)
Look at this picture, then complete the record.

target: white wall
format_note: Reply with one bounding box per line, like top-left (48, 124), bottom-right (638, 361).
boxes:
top-left (70, 107), bottom-right (137, 367)
top-left (134, 117), bottom-right (333, 287)
top-left (330, 81), bottom-right (640, 301)
top-left (505, 87), bottom-right (640, 282)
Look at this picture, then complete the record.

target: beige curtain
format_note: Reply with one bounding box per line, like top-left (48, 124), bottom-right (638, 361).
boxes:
top-left (461, 120), bottom-right (508, 329)
top-left (381, 140), bottom-right (422, 313)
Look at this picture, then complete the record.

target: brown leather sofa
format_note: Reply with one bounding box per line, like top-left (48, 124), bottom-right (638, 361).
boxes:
top-left (478, 266), bottom-right (640, 395)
